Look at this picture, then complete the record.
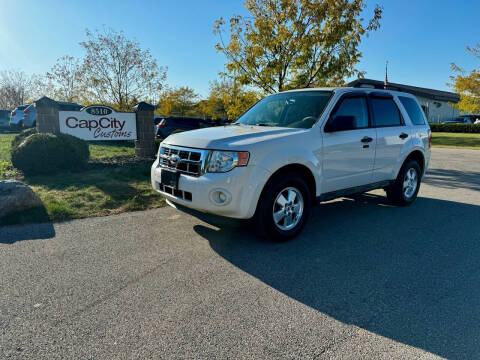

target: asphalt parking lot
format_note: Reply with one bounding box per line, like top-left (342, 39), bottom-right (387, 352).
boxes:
top-left (1, 148), bottom-right (479, 359)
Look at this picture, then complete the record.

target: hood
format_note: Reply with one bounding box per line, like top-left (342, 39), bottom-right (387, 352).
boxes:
top-left (162, 125), bottom-right (308, 150)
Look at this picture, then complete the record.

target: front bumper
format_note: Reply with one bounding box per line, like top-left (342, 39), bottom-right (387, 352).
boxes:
top-left (151, 158), bottom-right (271, 219)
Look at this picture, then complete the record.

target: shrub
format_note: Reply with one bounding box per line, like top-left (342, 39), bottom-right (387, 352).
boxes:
top-left (11, 133), bottom-right (90, 175)
top-left (429, 123), bottom-right (480, 133)
top-left (11, 127), bottom-right (38, 150)
top-left (59, 133), bottom-right (90, 165)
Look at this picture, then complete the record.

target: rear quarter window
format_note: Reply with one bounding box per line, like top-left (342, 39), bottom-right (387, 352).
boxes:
top-left (399, 96), bottom-right (426, 125)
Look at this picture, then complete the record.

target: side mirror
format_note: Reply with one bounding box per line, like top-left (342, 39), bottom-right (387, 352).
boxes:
top-left (324, 115), bottom-right (356, 132)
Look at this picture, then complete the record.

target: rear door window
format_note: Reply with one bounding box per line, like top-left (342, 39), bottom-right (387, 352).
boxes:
top-left (399, 96), bottom-right (426, 125)
top-left (370, 98), bottom-right (403, 127)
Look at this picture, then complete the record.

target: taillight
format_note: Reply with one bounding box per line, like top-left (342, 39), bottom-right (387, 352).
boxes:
top-left (24, 109), bottom-right (30, 114)
top-left (157, 120), bottom-right (166, 128)
top-left (428, 130), bottom-right (432, 148)
top-left (11, 111), bottom-right (15, 116)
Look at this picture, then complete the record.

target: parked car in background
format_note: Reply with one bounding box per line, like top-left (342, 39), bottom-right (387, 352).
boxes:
top-left (9, 105), bottom-right (29, 130)
top-left (59, 101), bottom-right (83, 112)
top-left (154, 116), bottom-right (165, 135)
top-left (10, 102), bottom-right (82, 130)
top-left (155, 117), bottom-right (208, 139)
top-left (443, 115), bottom-right (479, 124)
top-left (22, 104), bottom-right (36, 128)
top-left (0, 110), bottom-right (11, 130)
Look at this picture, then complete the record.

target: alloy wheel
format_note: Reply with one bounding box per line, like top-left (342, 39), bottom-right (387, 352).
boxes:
top-left (272, 187), bottom-right (304, 231)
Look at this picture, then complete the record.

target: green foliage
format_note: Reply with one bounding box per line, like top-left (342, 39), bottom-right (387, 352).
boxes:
top-left (157, 86), bottom-right (200, 116)
top-left (11, 127), bottom-right (38, 150)
top-left (430, 123), bottom-right (480, 133)
top-left (197, 79), bottom-right (261, 120)
top-left (450, 44), bottom-right (480, 113)
top-left (214, 0), bottom-right (382, 93)
top-left (11, 132), bottom-right (90, 175)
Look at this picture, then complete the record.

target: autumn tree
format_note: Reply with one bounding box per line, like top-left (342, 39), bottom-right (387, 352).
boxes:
top-left (450, 44), bottom-right (480, 113)
top-left (158, 86), bottom-right (200, 116)
top-left (46, 55), bottom-right (84, 103)
top-left (199, 79), bottom-right (260, 120)
top-left (214, 0), bottom-right (382, 93)
top-left (80, 28), bottom-right (167, 110)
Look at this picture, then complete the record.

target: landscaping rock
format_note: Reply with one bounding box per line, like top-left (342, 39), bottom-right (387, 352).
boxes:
top-left (0, 181), bottom-right (42, 219)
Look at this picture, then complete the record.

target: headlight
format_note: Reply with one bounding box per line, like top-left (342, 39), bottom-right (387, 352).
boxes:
top-left (207, 151), bottom-right (249, 173)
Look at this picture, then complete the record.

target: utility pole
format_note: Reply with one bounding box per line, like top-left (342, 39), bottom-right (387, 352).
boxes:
top-left (384, 60), bottom-right (389, 90)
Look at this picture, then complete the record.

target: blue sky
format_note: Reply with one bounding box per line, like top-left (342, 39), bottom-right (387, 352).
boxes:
top-left (0, 0), bottom-right (478, 97)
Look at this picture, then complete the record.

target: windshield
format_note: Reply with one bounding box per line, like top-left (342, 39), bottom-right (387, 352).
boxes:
top-left (236, 90), bottom-right (332, 129)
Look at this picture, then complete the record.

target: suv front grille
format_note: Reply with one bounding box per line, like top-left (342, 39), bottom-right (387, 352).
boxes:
top-left (159, 145), bottom-right (207, 177)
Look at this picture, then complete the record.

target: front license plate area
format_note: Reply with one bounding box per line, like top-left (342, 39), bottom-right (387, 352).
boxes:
top-left (161, 169), bottom-right (179, 190)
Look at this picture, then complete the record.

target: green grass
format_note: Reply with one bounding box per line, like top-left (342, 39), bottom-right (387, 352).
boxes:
top-left (432, 132), bottom-right (480, 149)
top-left (0, 135), bottom-right (135, 165)
top-left (1, 161), bottom-right (165, 226)
top-left (88, 140), bottom-right (136, 159)
top-left (0, 134), bottom-right (15, 163)
top-left (0, 134), bottom-right (136, 177)
top-left (0, 133), bottom-right (164, 226)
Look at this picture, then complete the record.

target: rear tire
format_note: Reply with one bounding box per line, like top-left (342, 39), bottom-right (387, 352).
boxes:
top-left (255, 173), bottom-right (311, 241)
top-left (386, 160), bottom-right (421, 206)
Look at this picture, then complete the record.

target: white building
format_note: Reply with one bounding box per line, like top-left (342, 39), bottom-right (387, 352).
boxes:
top-left (348, 79), bottom-right (460, 123)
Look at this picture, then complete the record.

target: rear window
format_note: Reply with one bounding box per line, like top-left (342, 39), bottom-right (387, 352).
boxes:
top-left (371, 98), bottom-right (403, 127)
top-left (399, 96), bottom-right (426, 125)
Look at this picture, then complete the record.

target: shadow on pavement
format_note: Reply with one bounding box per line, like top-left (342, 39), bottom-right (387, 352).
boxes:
top-left (424, 168), bottom-right (480, 192)
top-left (194, 194), bottom-right (480, 359)
top-left (0, 210), bottom-right (55, 244)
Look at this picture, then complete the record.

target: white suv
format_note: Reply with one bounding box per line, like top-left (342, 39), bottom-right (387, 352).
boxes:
top-left (151, 87), bottom-right (431, 241)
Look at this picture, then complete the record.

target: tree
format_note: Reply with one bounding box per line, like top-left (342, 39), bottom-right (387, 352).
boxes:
top-left (0, 70), bottom-right (37, 109)
top-left (46, 55), bottom-right (84, 103)
top-left (214, 0), bottom-right (382, 93)
top-left (80, 28), bottom-right (167, 110)
top-left (199, 79), bottom-right (260, 120)
top-left (158, 86), bottom-right (200, 116)
top-left (450, 44), bottom-right (480, 113)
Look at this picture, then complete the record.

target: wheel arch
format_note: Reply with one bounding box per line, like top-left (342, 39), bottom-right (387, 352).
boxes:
top-left (257, 163), bottom-right (317, 207)
top-left (401, 149), bottom-right (425, 176)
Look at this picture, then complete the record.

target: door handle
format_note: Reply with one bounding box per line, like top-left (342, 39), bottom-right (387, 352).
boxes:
top-left (361, 136), bottom-right (373, 143)
top-left (399, 133), bottom-right (409, 139)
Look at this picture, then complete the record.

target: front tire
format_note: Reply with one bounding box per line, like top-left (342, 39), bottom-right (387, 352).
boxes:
top-left (386, 160), bottom-right (421, 206)
top-left (256, 173), bottom-right (311, 241)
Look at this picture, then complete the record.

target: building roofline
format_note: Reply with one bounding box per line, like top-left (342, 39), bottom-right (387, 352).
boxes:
top-left (347, 78), bottom-right (460, 103)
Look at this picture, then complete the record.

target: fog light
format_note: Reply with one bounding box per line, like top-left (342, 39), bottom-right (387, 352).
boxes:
top-left (210, 189), bottom-right (231, 206)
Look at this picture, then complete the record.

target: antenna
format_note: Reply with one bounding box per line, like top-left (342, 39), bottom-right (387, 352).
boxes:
top-left (384, 60), bottom-right (389, 90)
